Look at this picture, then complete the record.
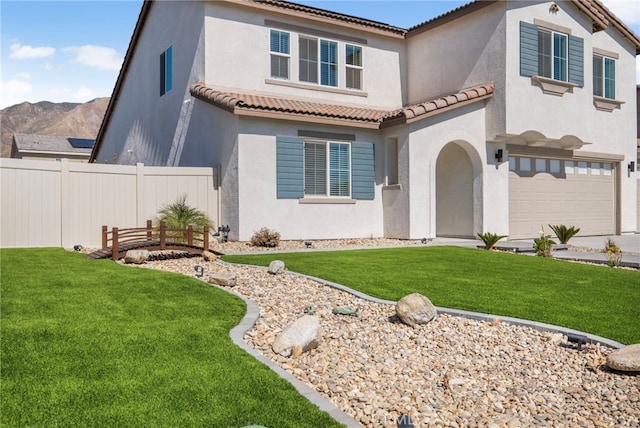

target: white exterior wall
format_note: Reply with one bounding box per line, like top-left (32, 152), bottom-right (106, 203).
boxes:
top-left (97, 1), bottom-right (206, 166)
top-left (504, 1), bottom-right (638, 233)
top-left (203, 2), bottom-right (404, 109)
top-left (400, 103), bottom-right (502, 239)
top-left (235, 118), bottom-right (384, 241)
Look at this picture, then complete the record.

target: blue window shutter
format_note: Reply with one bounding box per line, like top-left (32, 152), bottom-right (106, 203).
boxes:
top-left (568, 35), bottom-right (584, 87)
top-left (276, 136), bottom-right (304, 199)
top-left (520, 21), bottom-right (538, 77)
top-left (351, 142), bottom-right (374, 200)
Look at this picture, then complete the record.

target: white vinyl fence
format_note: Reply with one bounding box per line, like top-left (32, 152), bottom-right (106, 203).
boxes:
top-left (1, 158), bottom-right (219, 248)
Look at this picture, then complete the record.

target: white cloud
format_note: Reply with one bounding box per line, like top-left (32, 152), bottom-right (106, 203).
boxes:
top-left (600, 0), bottom-right (640, 26)
top-left (73, 86), bottom-right (95, 101)
top-left (15, 72), bottom-right (31, 79)
top-left (0, 79), bottom-right (33, 109)
top-left (42, 63), bottom-right (54, 70)
top-left (63, 45), bottom-right (122, 71)
top-left (9, 43), bottom-right (55, 59)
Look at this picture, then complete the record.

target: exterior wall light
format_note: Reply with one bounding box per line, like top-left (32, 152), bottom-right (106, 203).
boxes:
top-left (495, 149), bottom-right (503, 163)
top-left (194, 265), bottom-right (204, 278)
top-left (628, 161), bottom-right (635, 173)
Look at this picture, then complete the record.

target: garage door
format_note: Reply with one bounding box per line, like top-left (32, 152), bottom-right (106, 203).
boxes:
top-left (509, 157), bottom-right (615, 239)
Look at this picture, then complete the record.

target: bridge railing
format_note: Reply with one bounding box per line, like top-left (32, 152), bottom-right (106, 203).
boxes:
top-left (102, 220), bottom-right (210, 260)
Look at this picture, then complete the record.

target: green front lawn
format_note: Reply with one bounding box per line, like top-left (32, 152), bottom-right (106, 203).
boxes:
top-left (0, 248), bottom-right (343, 427)
top-left (223, 246), bottom-right (639, 344)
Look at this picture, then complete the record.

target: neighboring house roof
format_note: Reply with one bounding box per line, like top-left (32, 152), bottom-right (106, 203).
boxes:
top-left (13, 134), bottom-right (94, 157)
top-left (190, 82), bottom-right (495, 128)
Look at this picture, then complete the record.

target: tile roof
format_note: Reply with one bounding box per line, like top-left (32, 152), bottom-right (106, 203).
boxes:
top-left (190, 82), bottom-right (495, 128)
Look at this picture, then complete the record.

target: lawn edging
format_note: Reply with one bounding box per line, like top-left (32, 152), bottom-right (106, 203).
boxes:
top-left (202, 277), bottom-right (360, 428)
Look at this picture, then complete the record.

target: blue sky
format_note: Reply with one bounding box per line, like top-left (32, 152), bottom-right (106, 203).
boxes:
top-left (1, 0), bottom-right (638, 109)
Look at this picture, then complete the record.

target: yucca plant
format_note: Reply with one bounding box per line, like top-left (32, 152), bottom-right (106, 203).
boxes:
top-left (155, 194), bottom-right (214, 243)
top-left (549, 224), bottom-right (580, 244)
top-left (477, 232), bottom-right (507, 250)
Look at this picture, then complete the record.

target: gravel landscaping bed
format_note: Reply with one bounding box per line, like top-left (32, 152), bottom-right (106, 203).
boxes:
top-left (140, 255), bottom-right (639, 428)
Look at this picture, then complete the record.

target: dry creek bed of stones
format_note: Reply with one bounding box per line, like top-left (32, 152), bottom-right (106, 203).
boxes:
top-left (138, 254), bottom-right (638, 428)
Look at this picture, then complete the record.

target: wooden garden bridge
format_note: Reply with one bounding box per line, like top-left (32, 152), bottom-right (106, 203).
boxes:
top-left (87, 220), bottom-right (210, 260)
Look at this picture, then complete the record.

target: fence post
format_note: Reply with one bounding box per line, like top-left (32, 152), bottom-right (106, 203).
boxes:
top-left (203, 226), bottom-right (209, 250)
top-left (112, 227), bottom-right (119, 261)
top-left (102, 226), bottom-right (108, 249)
top-left (187, 225), bottom-right (193, 246)
top-left (146, 220), bottom-right (152, 240)
top-left (160, 221), bottom-right (166, 250)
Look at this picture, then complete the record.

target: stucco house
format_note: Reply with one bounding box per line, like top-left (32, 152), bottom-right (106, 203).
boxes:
top-left (90, 0), bottom-right (640, 241)
top-left (13, 134), bottom-right (94, 162)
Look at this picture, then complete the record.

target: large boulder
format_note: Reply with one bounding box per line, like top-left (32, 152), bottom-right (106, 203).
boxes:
top-left (395, 293), bottom-right (437, 327)
top-left (124, 249), bottom-right (149, 264)
top-left (272, 315), bottom-right (321, 357)
top-left (606, 344), bottom-right (640, 372)
top-left (208, 272), bottom-right (237, 287)
top-left (268, 260), bottom-right (285, 275)
top-left (202, 250), bottom-right (218, 262)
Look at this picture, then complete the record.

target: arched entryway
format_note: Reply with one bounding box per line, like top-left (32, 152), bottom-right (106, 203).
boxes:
top-left (435, 142), bottom-right (475, 237)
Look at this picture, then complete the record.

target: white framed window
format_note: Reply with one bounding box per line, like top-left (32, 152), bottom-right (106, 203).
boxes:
top-left (591, 162), bottom-right (601, 175)
top-left (304, 140), bottom-right (351, 197)
top-left (578, 161), bottom-right (588, 174)
top-left (603, 163), bottom-right (612, 176)
top-left (270, 30), bottom-right (290, 79)
top-left (535, 158), bottom-right (546, 172)
top-left (509, 156), bottom-right (516, 171)
top-left (593, 55), bottom-right (615, 99)
top-left (538, 29), bottom-right (567, 81)
top-left (565, 160), bottom-right (574, 174)
top-left (299, 36), bottom-right (318, 83)
top-left (320, 40), bottom-right (338, 87)
top-left (550, 159), bottom-right (561, 173)
top-left (520, 157), bottom-right (531, 172)
top-left (345, 44), bottom-right (362, 90)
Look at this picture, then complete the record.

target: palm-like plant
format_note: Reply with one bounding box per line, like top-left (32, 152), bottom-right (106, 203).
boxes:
top-left (155, 194), bottom-right (214, 243)
top-left (477, 232), bottom-right (507, 250)
top-left (548, 224), bottom-right (580, 244)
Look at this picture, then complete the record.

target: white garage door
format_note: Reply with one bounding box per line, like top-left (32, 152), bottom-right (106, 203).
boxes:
top-left (509, 157), bottom-right (615, 239)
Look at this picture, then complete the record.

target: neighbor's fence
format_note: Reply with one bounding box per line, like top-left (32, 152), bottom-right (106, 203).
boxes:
top-left (0, 158), bottom-right (219, 248)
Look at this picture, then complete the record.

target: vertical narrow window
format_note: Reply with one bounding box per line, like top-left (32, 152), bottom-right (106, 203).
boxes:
top-left (299, 37), bottom-right (318, 83)
top-left (329, 143), bottom-right (350, 196)
top-left (304, 141), bottom-right (327, 195)
top-left (538, 30), bottom-right (551, 78)
top-left (594, 55), bottom-right (616, 99)
top-left (270, 30), bottom-right (290, 79)
top-left (160, 46), bottom-right (172, 96)
top-left (593, 55), bottom-right (604, 97)
top-left (320, 40), bottom-right (337, 87)
top-left (552, 33), bottom-right (567, 81)
top-left (345, 44), bottom-right (362, 90)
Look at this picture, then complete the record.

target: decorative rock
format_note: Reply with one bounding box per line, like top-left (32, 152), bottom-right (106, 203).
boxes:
top-left (606, 344), bottom-right (640, 371)
top-left (332, 306), bottom-right (359, 317)
top-left (202, 250), bottom-right (217, 262)
top-left (124, 249), bottom-right (149, 264)
top-left (208, 271), bottom-right (237, 287)
top-left (395, 293), bottom-right (437, 327)
top-left (267, 260), bottom-right (285, 274)
top-left (272, 315), bottom-right (321, 357)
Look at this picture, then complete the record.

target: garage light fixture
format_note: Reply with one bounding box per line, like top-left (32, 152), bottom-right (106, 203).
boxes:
top-left (495, 149), bottom-right (503, 163)
top-left (628, 161), bottom-right (635, 173)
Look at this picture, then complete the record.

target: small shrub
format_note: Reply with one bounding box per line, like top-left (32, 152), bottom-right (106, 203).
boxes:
top-left (250, 227), bottom-right (281, 248)
top-left (533, 226), bottom-right (556, 257)
top-left (604, 238), bottom-right (622, 267)
top-left (477, 232), bottom-right (507, 250)
top-left (549, 224), bottom-right (580, 244)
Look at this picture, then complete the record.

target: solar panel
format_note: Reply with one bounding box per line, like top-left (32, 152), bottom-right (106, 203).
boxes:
top-left (68, 138), bottom-right (95, 149)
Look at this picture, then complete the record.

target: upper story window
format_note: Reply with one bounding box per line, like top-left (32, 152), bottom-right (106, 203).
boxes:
top-left (299, 36), bottom-right (318, 83)
top-left (298, 38), bottom-right (338, 87)
top-left (160, 46), bottom-right (172, 96)
top-left (538, 29), bottom-right (567, 81)
top-left (520, 21), bottom-right (583, 92)
top-left (270, 30), bottom-right (290, 79)
top-left (593, 55), bottom-right (615, 99)
top-left (345, 44), bottom-right (362, 90)
top-left (320, 40), bottom-right (338, 87)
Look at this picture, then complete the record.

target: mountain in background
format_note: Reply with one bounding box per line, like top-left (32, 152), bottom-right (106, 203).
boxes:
top-left (0, 98), bottom-right (110, 158)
